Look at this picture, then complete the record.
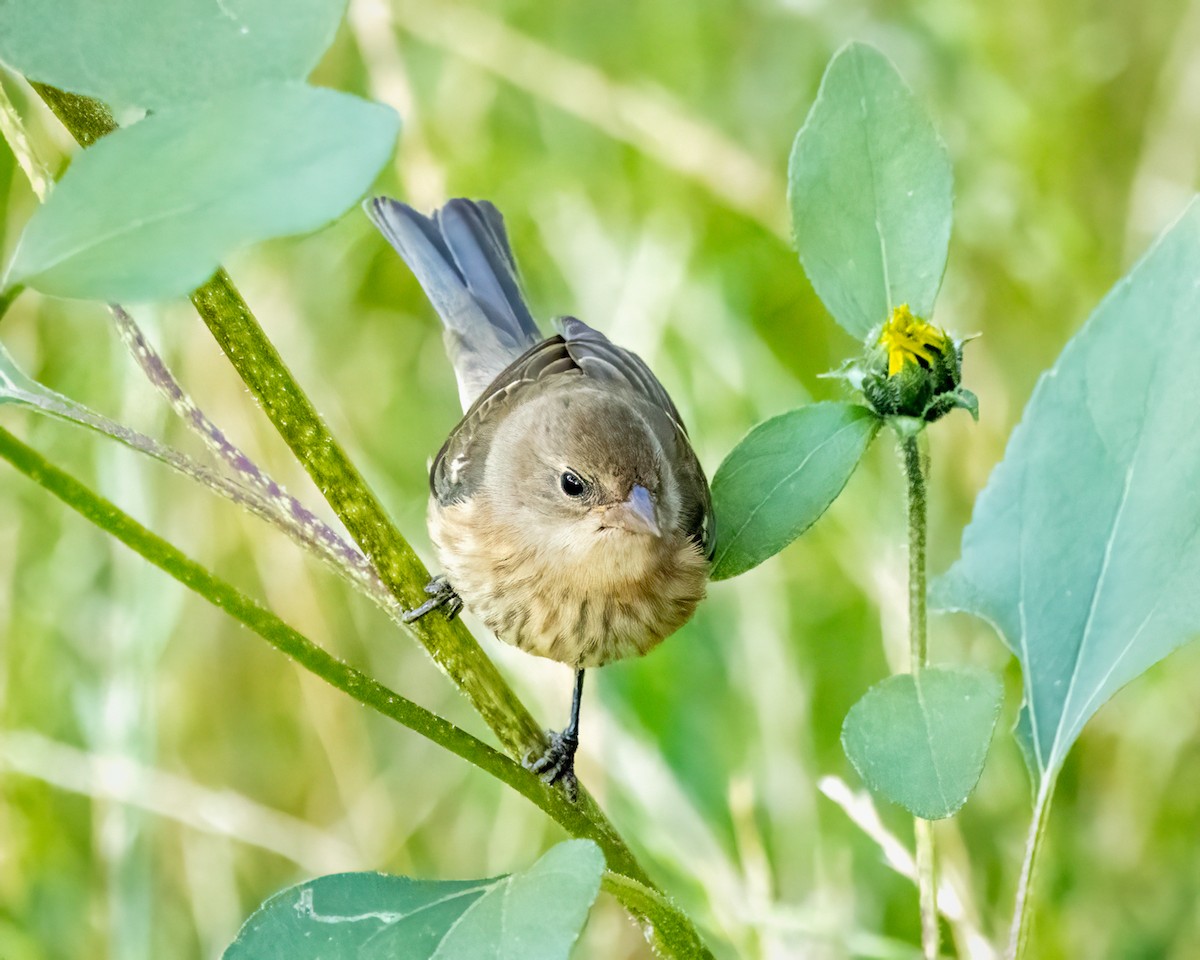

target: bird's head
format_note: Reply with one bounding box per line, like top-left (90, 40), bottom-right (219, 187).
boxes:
top-left (484, 383), bottom-right (681, 560)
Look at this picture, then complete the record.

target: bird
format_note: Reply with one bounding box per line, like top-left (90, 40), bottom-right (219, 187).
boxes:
top-left (366, 196), bottom-right (714, 798)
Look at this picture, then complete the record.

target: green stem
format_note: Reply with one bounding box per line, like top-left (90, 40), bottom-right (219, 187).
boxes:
top-left (188, 270), bottom-right (544, 755)
top-left (900, 432), bottom-right (937, 960)
top-left (902, 434), bottom-right (928, 674)
top-left (601, 872), bottom-right (712, 959)
top-left (0, 426), bottom-right (564, 839)
top-left (29, 82), bottom-right (703, 951)
top-left (1007, 775), bottom-right (1057, 960)
top-left (32, 86), bottom-right (542, 764)
top-left (0, 425), bottom-right (715, 950)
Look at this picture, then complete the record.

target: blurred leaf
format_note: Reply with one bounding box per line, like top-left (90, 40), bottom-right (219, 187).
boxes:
top-left (223, 840), bottom-right (604, 960)
top-left (0, 0), bottom-right (346, 112)
top-left (933, 198), bottom-right (1200, 787)
top-left (710, 402), bottom-right (879, 580)
top-left (4, 83), bottom-right (398, 303)
top-left (788, 42), bottom-right (953, 339)
top-left (841, 667), bottom-right (1002, 820)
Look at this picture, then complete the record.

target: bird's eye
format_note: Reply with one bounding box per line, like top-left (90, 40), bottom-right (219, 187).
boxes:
top-left (559, 471), bottom-right (587, 498)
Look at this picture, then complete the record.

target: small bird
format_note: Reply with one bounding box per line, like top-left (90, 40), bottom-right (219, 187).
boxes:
top-left (366, 197), bottom-right (714, 798)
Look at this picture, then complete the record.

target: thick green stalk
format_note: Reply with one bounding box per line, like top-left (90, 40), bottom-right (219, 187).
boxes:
top-left (188, 271), bottom-right (545, 756)
top-left (0, 427), bottom-right (569, 840)
top-left (0, 425), bottom-right (716, 949)
top-left (29, 83), bottom-right (703, 946)
top-left (901, 433), bottom-right (938, 960)
top-left (1008, 776), bottom-right (1057, 960)
top-left (32, 86), bottom-right (544, 758)
top-left (602, 872), bottom-right (712, 958)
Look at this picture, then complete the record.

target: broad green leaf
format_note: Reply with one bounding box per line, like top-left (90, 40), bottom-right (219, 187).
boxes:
top-left (4, 83), bottom-right (399, 303)
top-left (0, 0), bottom-right (346, 112)
top-left (933, 198), bottom-right (1200, 787)
top-left (710, 402), bottom-right (879, 580)
top-left (788, 42), bottom-right (953, 339)
top-left (223, 840), bottom-right (604, 960)
top-left (841, 667), bottom-right (1002, 820)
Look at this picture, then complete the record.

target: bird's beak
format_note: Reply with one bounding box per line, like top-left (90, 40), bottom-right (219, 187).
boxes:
top-left (606, 484), bottom-right (661, 537)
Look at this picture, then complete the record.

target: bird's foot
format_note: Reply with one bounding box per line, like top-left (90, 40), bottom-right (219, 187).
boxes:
top-left (402, 575), bottom-right (463, 623)
top-left (524, 729), bottom-right (579, 802)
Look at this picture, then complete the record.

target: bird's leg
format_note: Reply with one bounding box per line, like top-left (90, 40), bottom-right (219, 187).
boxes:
top-left (401, 574), bottom-right (463, 623)
top-left (525, 668), bottom-right (585, 801)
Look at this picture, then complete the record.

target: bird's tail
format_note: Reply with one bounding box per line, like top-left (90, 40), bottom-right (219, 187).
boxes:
top-left (366, 197), bottom-right (542, 411)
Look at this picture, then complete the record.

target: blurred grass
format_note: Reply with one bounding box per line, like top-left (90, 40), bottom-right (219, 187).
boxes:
top-left (2, 0), bottom-right (1200, 957)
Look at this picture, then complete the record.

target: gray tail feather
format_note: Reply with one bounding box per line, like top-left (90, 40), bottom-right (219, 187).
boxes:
top-left (365, 196), bottom-right (542, 410)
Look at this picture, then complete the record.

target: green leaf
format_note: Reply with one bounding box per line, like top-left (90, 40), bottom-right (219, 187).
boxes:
top-left (4, 83), bottom-right (399, 303)
top-left (841, 667), bottom-right (1002, 820)
top-left (933, 198), bottom-right (1200, 788)
top-left (788, 42), bottom-right (953, 339)
top-left (710, 402), bottom-right (879, 580)
top-left (0, 0), bottom-right (347, 112)
top-left (223, 840), bottom-right (605, 960)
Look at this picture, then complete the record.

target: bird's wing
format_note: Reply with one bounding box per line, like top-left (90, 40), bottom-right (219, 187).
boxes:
top-left (366, 197), bottom-right (542, 410)
top-left (432, 317), bottom-right (714, 556)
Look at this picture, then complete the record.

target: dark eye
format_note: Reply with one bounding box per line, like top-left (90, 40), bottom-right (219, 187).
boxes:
top-left (559, 471), bottom-right (587, 498)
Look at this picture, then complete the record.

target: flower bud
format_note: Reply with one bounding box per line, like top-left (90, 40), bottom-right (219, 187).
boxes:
top-left (850, 305), bottom-right (977, 425)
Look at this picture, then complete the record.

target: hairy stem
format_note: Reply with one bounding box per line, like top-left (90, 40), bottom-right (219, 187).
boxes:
top-left (34, 85), bottom-right (546, 763)
top-left (189, 270), bottom-right (548, 751)
top-left (29, 83), bottom-right (699, 946)
top-left (601, 872), bottom-right (712, 959)
top-left (1008, 776), bottom-right (1056, 960)
top-left (902, 435), bottom-right (928, 674)
top-left (901, 433), bottom-right (938, 960)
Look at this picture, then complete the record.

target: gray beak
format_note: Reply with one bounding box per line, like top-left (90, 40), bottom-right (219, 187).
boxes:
top-left (612, 484), bottom-right (661, 537)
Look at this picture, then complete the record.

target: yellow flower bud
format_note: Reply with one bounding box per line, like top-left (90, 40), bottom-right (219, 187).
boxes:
top-left (879, 305), bottom-right (953, 377)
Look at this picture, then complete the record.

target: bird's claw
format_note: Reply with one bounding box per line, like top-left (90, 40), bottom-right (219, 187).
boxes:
top-left (524, 729), bottom-right (579, 802)
top-left (402, 575), bottom-right (463, 623)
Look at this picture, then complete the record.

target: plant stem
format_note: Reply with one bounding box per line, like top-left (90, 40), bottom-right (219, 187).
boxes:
top-left (0, 425), bottom-right (715, 955)
top-left (32, 86), bottom-right (546, 760)
top-left (902, 434), bottom-right (928, 674)
top-left (601, 872), bottom-right (712, 959)
top-left (0, 426), bottom-right (537, 823)
top-left (187, 272), bottom-right (546, 749)
top-left (29, 84), bottom-right (704, 950)
top-left (901, 432), bottom-right (938, 960)
top-left (1007, 776), bottom-right (1057, 960)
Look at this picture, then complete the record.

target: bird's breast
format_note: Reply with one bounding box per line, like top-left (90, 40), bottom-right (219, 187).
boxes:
top-left (427, 496), bottom-right (708, 668)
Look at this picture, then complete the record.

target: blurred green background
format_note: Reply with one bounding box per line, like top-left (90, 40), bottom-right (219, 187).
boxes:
top-left (3, 0), bottom-right (1200, 957)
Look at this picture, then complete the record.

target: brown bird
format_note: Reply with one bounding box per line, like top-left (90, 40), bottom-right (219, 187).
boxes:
top-left (367, 197), bottom-right (713, 797)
